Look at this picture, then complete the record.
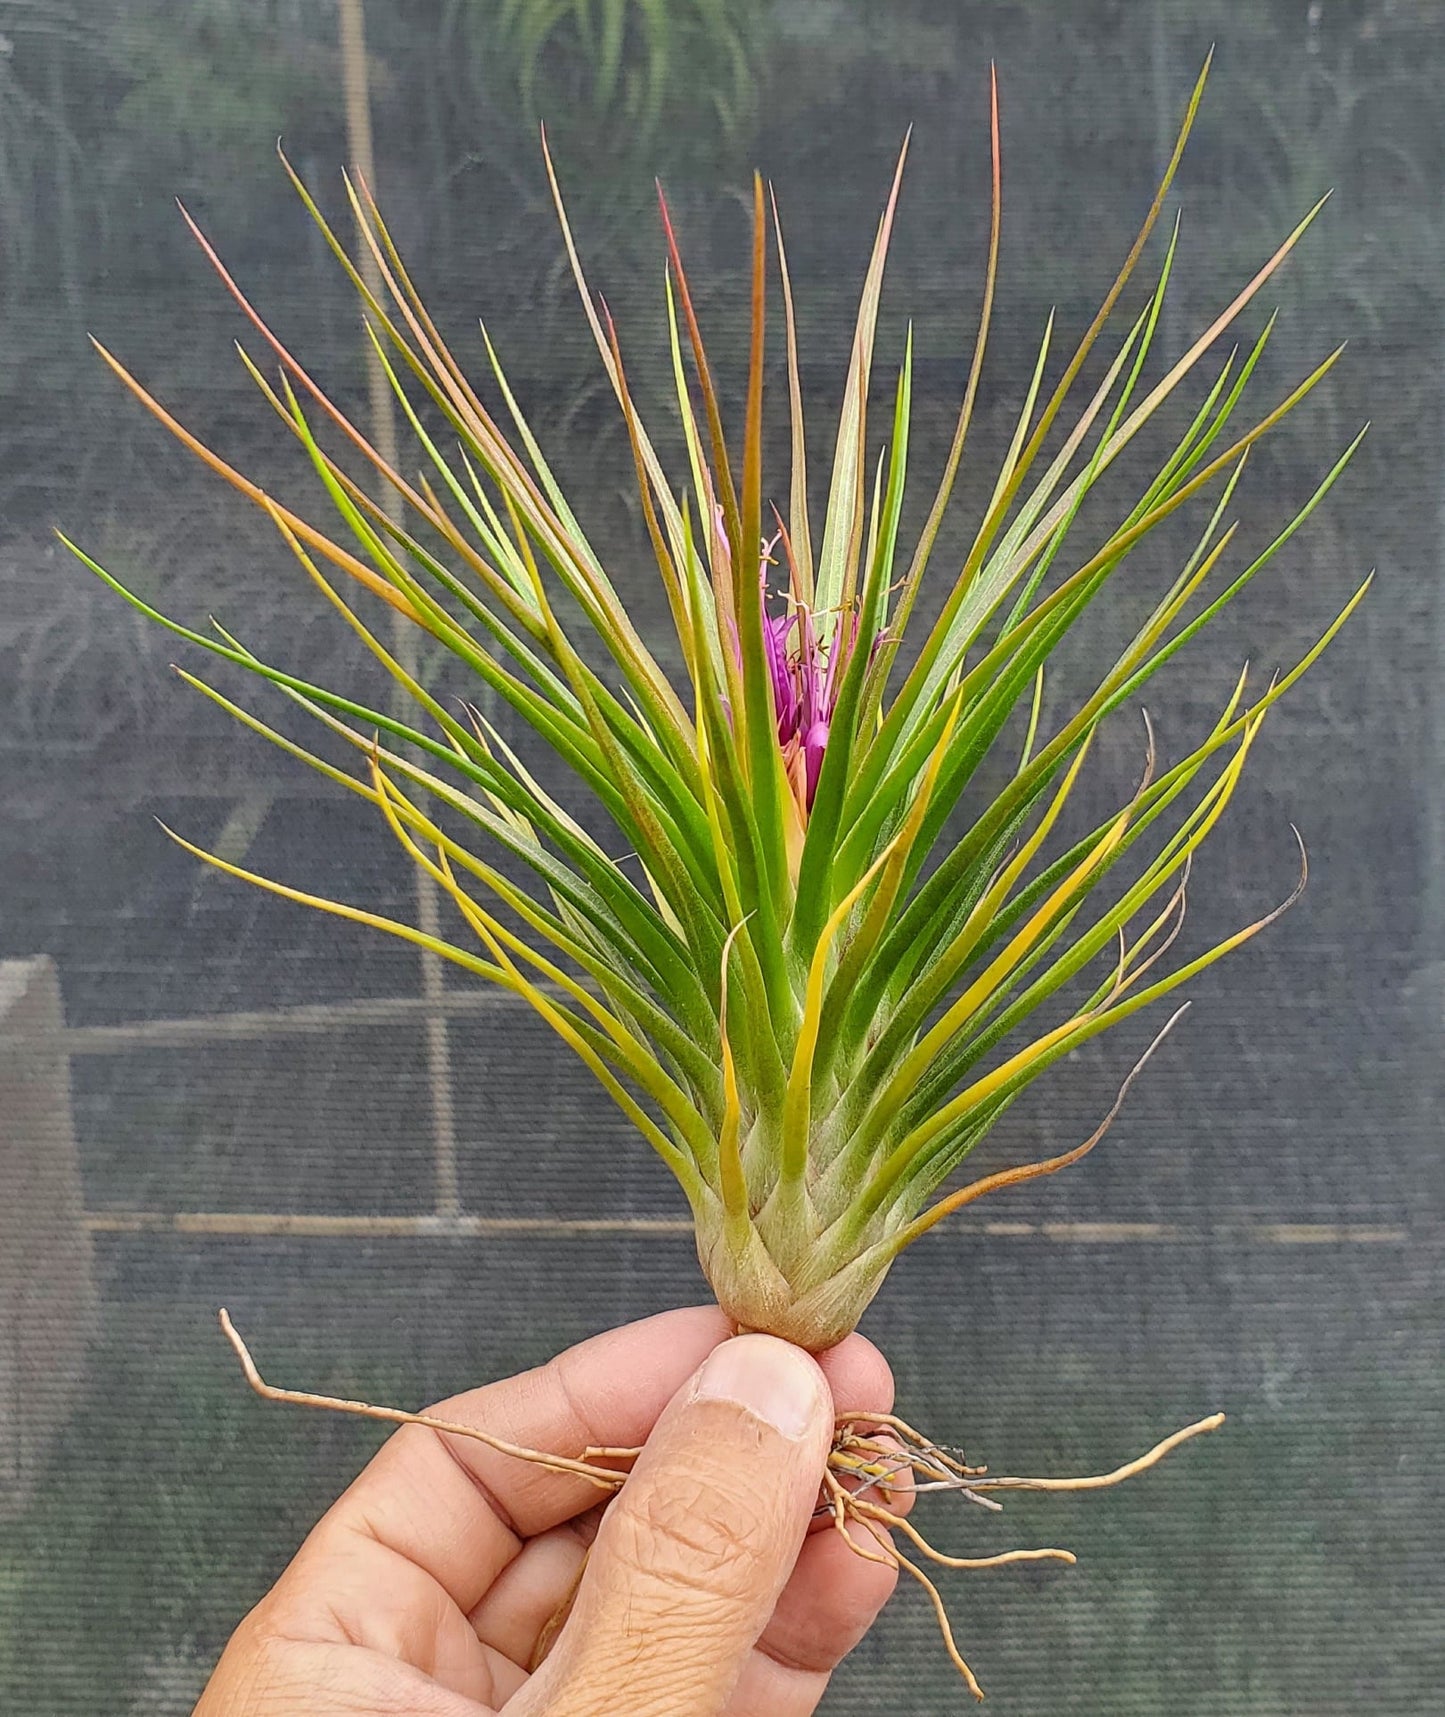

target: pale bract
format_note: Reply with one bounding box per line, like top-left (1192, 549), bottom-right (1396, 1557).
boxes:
top-left (67, 59), bottom-right (1367, 1350)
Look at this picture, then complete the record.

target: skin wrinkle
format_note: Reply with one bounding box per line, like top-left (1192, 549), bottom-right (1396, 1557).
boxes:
top-left (451, 1367), bottom-right (585, 1538)
top-left (524, 1388), bottom-right (823, 1713)
top-left (759, 1624), bottom-right (852, 1680)
top-left (609, 1482), bottom-right (768, 1603)
top-left (274, 1514), bottom-right (522, 1706)
top-left (729, 1656), bottom-right (829, 1717)
top-left (293, 1640), bottom-right (473, 1714)
top-left (227, 1631), bottom-right (297, 1715)
top-left (315, 1594), bottom-right (369, 1654)
top-left (325, 1342), bottom-right (634, 1627)
top-left (467, 1519), bottom-right (592, 1660)
top-left (302, 1446), bottom-right (508, 1624)
top-left (427, 1419), bottom-right (526, 1543)
top-left (760, 1640), bottom-right (833, 1681)
top-left (449, 1317), bottom-right (725, 1543)
top-left (292, 1541), bottom-right (459, 1677)
top-left (547, 1350), bottom-right (627, 1493)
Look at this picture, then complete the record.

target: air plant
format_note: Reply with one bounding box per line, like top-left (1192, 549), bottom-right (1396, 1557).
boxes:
top-left (65, 55), bottom-right (1366, 1696)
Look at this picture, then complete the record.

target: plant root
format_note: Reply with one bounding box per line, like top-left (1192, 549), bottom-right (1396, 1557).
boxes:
top-left (218, 1309), bottom-right (626, 1489)
top-left (826, 1405), bottom-right (1226, 1698)
top-left (219, 1310), bottom-right (1225, 1698)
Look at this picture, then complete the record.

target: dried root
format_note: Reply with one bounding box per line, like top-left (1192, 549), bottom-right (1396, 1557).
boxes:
top-left (220, 1310), bottom-right (1225, 1698)
top-left (220, 1308), bottom-right (626, 1488)
top-left (824, 1405), bottom-right (1225, 1698)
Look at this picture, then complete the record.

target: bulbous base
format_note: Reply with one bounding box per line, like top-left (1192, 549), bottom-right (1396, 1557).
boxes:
top-left (693, 1200), bottom-right (897, 1352)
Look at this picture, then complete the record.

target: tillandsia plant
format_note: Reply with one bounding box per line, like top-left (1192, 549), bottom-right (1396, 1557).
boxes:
top-left (65, 55), bottom-right (1366, 1693)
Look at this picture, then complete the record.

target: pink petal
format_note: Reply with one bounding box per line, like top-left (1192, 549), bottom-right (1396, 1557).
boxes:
top-left (803, 718), bottom-right (830, 806)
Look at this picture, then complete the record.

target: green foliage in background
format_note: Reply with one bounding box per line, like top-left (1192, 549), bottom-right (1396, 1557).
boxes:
top-left (441, 0), bottom-right (764, 157)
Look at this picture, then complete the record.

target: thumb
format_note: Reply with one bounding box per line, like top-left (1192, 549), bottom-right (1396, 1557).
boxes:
top-left (515, 1334), bottom-right (833, 1717)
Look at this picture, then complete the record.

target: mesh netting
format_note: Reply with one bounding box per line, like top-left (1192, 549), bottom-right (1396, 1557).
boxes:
top-left (1, 3), bottom-right (1441, 1712)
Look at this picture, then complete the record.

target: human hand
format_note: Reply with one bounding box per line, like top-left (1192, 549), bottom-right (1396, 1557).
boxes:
top-left (193, 1306), bottom-right (903, 1716)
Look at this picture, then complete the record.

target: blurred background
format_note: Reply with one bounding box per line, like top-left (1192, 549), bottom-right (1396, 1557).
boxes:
top-left (0, 1), bottom-right (1441, 1711)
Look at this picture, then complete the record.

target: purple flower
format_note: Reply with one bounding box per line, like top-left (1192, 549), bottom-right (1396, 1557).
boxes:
top-left (757, 554), bottom-right (861, 814)
top-left (715, 507), bottom-right (873, 817)
top-left (764, 608), bottom-right (801, 743)
top-left (802, 717), bottom-right (830, 804)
